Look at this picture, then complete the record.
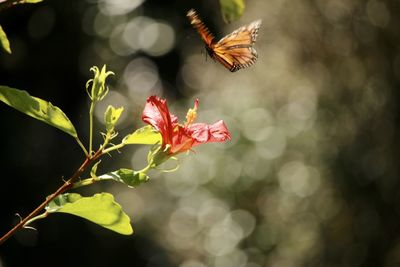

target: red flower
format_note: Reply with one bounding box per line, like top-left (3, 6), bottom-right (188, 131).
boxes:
top-left (142, 96), bottom-right (231, 155)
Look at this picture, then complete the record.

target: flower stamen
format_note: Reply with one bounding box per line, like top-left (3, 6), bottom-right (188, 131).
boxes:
top-left (185, 99), bottom-right (199, 126)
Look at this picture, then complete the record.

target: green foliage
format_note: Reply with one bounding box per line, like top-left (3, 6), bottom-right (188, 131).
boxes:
top-left (104, 105), bottom-right (123, 133)
top-left (21, 0), bottom-right (43, 3)
top-left (219, 0), bottom-right (245, 22)
top-left (0, 25), bottom-right (11, 54)
top-left (90, 160), bottom-right (102, 178)
top-left (0, 86), bottom-right (78, 138)
top-left (98, 168), bottom-right (149, 188)
top-left (123, 125), bottom-right (162, 145)
top-left (46, 193), bottom-right (133, 235)
top-left (86, 65), bottom-right (114, 102)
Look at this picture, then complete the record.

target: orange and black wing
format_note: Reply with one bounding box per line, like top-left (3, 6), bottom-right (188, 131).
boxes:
top-left (212, 20), bottom-right (262, 72)
top-left (186, 9), bottom-right (215, 47)
top-left (187, 9), bottom-right (261, 72)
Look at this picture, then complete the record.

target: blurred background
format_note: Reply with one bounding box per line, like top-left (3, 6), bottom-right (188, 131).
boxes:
top-left (1, 0), bottom-right (400, 266)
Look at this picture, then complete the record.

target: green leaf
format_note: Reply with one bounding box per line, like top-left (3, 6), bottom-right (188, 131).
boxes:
top-left (90, 160), bottom-right (101, 178)
top-left (21, 0), bottom-right (43, 3)
top-left (219, 0), bottom-right (245, 23)
top-left (98, 168), bottom-right (149, 187)
top-left (0, 25), bottom-right (11, 54)
top-left (123, 125), bottom-right (162, 145)
top-left (46, 193), bottom-right (82, 213)
top-left (0, 86), bottom-right (78, 138)
top-left (104, 105), bottom-right (123, 132)
top-left (46, 193), bottom-right (133, 235)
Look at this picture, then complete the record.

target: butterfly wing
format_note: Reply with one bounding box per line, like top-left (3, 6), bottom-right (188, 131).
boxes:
top-left (212, 20), bottom-right (262, 72)
top-left (187, 9), bottom-right (261, 72)
top-left (187, 9), bottom-right (215, 47)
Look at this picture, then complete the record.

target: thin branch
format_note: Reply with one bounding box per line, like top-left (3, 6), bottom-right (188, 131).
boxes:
top-left (89, 101), bottom-right (95, 155)
top-left (0, 149), bottom-right (103, 245)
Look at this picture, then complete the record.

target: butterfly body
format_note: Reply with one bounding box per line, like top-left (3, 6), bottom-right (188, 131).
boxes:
top-left (187, 9), bottom-right (261, 72)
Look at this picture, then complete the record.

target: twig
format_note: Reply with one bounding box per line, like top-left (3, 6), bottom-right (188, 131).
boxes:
top-left (0, 149), bottom-right (103, 245)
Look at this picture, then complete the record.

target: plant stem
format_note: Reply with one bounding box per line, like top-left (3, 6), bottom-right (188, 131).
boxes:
top-left (72, 177), bottom-right (98, 189)
top-left (75, 137), bottom-right (89, 156)
top-left (89, 101), bottom-right (95, 154)
top-left (138, 164), bottom-right (151, 174)
top-left (0, 149), bottom-right (103, 246)
top-left (102, 142), bottom-right (125, 155)
top-left (23, 211), bottom-right (49, 227)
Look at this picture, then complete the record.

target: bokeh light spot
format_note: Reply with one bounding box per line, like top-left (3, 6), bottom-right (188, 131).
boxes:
top-left (98, 0), bottom-right (144, 16)
top-left (366, 0), bottom-right (390, 28)
top-left (278, 161), bottom-right (320, 197)
top-left (123, 57), bottom-right (161, 102)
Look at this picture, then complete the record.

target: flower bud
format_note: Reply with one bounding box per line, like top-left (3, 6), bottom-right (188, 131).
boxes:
top-left (86, 65), bottom-right (114, 102)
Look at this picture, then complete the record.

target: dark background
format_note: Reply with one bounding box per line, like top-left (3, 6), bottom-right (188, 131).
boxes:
top-left (1, 0), bottom-right (400, 266)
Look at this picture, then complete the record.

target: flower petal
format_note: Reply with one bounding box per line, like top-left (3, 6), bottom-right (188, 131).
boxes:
top-left (170, 126), bottom-right (195, 154)
top-left (141, 96), bottom-right (231, 155)
top-left (208, 120), bottom-right (232, 142)
top-left (189, 120), bottom-right (231, 145)
top-left (142, 96), bottom-right (174, 145)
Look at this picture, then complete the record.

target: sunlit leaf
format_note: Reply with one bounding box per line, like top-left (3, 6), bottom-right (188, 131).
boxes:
top-left (0, 25), bottom-right (11, 54)
top-left (123, 125), bottom-right (162, 145)
top-left (219, 0), bottom-right (245, 23)
top-left (0, 86), bottom-right (78, 138)
top-left (104, 105), bottom-right (123, 132)
top-left (20, 0), bottom-right (43, 3)
top-left (98, 168), bottom-right (149, 188)
top-left (46, 193), bottom-right (82, 213)
top-left (90, 160), bottom-right (101, 178)
top-left (86, 65), bottom-right (114, 102)
top-left (46, 193), bottom-right (133, 235)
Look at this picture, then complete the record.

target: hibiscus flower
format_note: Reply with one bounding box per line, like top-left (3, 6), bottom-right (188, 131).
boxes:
top-left (142, 96), bottom-right (231, 155)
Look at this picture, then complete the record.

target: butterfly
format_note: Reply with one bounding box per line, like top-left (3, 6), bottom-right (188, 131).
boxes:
top-left (187, 9), bottom-right (262, 72)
